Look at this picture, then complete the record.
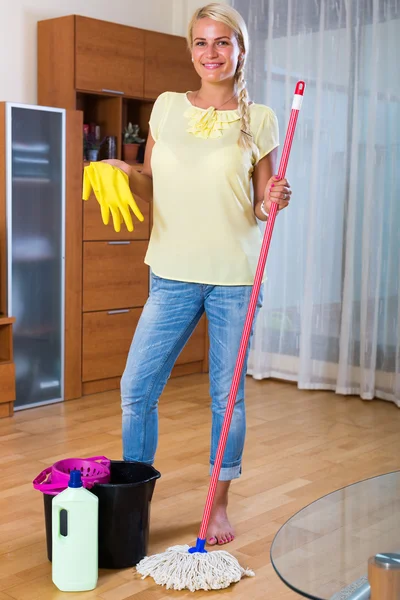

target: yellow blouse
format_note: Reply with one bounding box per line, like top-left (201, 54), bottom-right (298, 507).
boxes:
top-left (145, 92), bottom-right (279, 285)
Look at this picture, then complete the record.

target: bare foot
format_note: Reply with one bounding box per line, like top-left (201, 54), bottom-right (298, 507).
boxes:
top-left (206, 480), bottom-right (235, 546)
top-left (207, 504), bottom-right (235, 546)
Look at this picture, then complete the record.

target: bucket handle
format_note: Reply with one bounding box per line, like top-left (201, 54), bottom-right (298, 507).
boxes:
top-left (33, 467), bottom-right (65, 493)
top-left (85, 456), bottom-right (111, 469)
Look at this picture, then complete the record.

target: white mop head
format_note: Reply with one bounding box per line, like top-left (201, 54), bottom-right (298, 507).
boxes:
top-left (136, 544), bottom-right (254, 592)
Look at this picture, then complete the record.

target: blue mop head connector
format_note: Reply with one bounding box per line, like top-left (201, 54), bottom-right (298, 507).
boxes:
top-left (188, 538), bottom-right (207, 554)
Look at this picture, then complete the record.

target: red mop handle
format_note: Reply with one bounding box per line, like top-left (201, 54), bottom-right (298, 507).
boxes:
top-left (198, 81), bottom-right (305, 543)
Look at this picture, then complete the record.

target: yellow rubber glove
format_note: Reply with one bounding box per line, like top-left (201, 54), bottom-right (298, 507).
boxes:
top-left (82, 162), bottom-right (144, 233)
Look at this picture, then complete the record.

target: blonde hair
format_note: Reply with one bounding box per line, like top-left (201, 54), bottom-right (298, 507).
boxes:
top-left (187, 3), bottom-right (256, 155)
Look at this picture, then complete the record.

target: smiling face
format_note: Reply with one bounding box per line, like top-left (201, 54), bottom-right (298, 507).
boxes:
top-left (191, 17), bottom-right (242, 84)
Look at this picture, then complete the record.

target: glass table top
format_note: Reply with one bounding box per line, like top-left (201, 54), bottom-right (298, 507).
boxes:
top-left (270, 471), bottom-right (400, 599)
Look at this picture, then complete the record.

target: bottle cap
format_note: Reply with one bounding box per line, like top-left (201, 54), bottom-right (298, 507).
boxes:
top-left (68, 469), bottom-right (83, 488)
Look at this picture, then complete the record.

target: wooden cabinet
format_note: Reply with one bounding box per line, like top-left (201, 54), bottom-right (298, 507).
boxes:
top-left (83, 241), bottom-right (149, 312)
top-left (144, 31), bottom-right (200, 99)
top-left (0, 105), bottom-right (82, 412)
top-left (82, 310), bottom-right (207, 387)
top-left (83, 309), bottom-right (141, 382)
top-left (75, 17), bottom-right (145, 97)
top-left (0, 317), bottom-right (16, 418)
top-left (37, 15), bottom-right (200, 109)
top-left (78, 95), bottom-right (124, 157)
top-left (37, 15), bottom-right (206, 399)
top-left (83, 192), bottom-right (150, 241)
top-left (37, 16), bottom-right (76, 111)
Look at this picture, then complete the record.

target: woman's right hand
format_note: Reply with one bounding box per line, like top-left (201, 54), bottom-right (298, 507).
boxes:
top-left (101, 159), bottom-right (132, 178)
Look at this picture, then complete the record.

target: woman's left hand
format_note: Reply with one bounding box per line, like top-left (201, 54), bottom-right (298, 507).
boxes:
top-left (263, 175), bottom-right (292, 213)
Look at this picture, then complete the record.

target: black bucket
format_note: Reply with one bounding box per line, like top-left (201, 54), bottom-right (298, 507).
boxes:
top-left (43, 460), bottom-right (161, 569)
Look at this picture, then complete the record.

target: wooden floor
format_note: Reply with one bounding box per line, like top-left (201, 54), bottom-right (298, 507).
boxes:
top-left (1, 374), bottom-right (400, 599)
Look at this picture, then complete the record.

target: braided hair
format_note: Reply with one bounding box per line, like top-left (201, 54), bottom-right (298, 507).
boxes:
top-left (187, 3), bottom-right (257, 157)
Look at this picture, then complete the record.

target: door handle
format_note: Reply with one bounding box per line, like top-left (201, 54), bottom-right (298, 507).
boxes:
top-left (102, 88), bottom-right (124, 95)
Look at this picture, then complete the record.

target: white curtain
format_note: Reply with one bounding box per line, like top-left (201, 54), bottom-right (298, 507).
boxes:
top-left (231, 0), bottom-right (400, 406)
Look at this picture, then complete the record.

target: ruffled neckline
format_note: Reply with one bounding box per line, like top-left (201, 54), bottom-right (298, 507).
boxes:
top-left (184, 92), bottom-right (240, 139)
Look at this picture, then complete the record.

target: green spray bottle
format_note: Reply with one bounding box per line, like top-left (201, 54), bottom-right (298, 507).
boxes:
top-left (52, 469), bottom-right (98, 591)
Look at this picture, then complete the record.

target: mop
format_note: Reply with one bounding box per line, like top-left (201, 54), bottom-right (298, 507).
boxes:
top-left (136, 81), bottom-right (306, 592)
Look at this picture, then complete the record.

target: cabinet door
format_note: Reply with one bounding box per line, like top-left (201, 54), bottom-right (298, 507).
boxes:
top-left (82, 308), bottom-right (141, 381)
top-left (0, 363), bottom-right (16, 405)
top-left (144, 31), bottom-right (200, 99)
top-left (83, 241), bottom-right (149, 312)
top-left (7, 105), bottom-right (65, 409)
top-left (83, 310), bottom-right (206, 383)
top-left (75, 16), bottom-right (145, 97)
top-left (83, 192), bottom-right (150, 241)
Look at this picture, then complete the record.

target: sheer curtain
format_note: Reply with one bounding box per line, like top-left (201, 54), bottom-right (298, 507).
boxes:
top-left (231, 0), bottom-right (400, 406)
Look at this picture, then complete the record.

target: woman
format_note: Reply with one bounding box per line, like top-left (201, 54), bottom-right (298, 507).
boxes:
top-left (105, 3), bottom-right (291, 546)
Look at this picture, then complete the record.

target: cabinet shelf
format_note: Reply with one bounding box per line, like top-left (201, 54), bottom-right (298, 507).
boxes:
top-left (13, 256), bottom-right (57, 264)
top-left (13, 177), bottom-right (52, 184)
top-left (0, 316), bottom-right (16, 325)
top-left (14, 327), bottom-right (57, 338)
top-left (83, 161), bottom-right (143, 170)
top-left (12, 236), bottom-right (56, 263)
top-left (76, 89), bottom-right (155, 103)
top-left (78, 92), bottom-right (152, 162)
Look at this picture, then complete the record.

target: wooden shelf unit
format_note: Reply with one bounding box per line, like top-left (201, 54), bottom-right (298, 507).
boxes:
top-left (38, 15), bottom-right (200, 156)
top-left (0, 316), bottom-right (16, 417)
top-left (37, 15), bottom-right (207, 398)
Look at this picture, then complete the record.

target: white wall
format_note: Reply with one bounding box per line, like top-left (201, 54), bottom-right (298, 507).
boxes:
top-left (0, 0), bottom-right (227, 105)
top-left (171, 0), bottom-right (228, 38)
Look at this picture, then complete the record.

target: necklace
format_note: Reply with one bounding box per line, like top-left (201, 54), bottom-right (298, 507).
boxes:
top-left (193, 90), bottom-right (237, 111)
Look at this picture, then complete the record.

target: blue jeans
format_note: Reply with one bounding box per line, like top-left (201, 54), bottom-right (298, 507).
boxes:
top-left (121, 274), bottom-right (263, 481)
